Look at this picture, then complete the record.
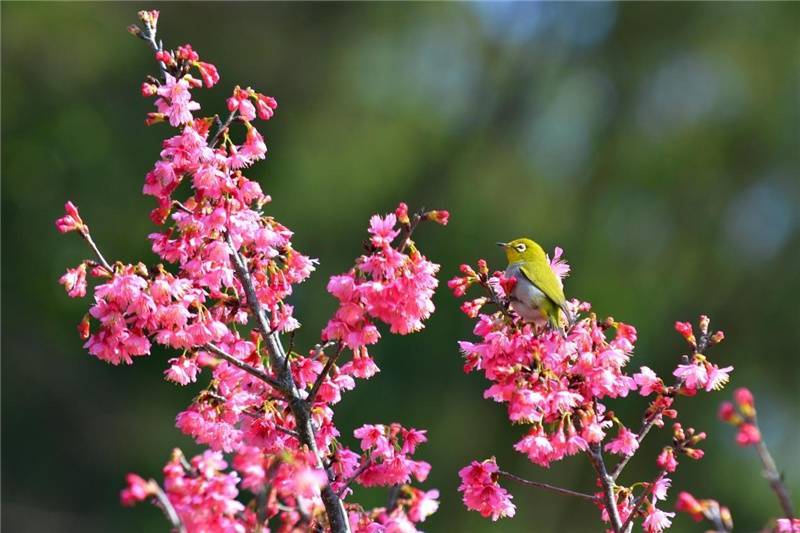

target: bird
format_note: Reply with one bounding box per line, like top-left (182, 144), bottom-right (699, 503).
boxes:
top-left (497, 237), bottom-right (570, 335)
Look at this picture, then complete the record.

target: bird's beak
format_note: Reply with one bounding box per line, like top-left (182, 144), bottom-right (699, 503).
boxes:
top-left (496, 242), bottom-right (508, 248)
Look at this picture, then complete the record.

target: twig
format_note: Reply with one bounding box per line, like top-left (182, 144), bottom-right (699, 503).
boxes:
top-left (336, 460), bottom-right (372, 498)
top-left (498, 470), bottom-right (598, 502)
top-left (619, 471), bottom-right (665, 532)
top-left (587, 444), bottom-right (622, 533)
top-left (610, 413), bottom-right (660, 482)
top-left (307, 344), bottom-right (344, 406)
top-left (386, 484), bottom-right (402, 513)
top-left (209, 110), bottom-right (238, 149)
top-left (151, 482), bottom-right (186, 533)
top-left (81, 231), bottom-right (113, 272)
top-left (754, 438), bottom-right (796, 519)
top-left (204, 343), bottom-right (287, 394)
top-left (395, 212), bottom-right (422, 254)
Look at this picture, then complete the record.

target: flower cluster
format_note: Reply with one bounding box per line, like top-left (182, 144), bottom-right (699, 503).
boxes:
top-left (458, 458), bottom-right (516, 521)
top-left (323, 202), bottom-right (445, 357)
top-left (58, 10), bottom-right (444, 532)
top-left (674, 491), bottom-right (733, 532)
top-left (719, 387), bottom-right (761, 446)
top-left (450, 252), bottom-right (732, 532)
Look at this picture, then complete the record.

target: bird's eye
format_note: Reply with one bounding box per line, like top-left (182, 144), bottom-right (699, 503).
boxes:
top-left (516, 244), bottom-right (526, 252)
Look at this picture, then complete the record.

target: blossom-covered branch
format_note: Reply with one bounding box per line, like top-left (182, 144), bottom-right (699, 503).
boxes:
top-left (449, 250), bottom-right (733, 532)
top-left (57, 10), bottom-right (447, 532)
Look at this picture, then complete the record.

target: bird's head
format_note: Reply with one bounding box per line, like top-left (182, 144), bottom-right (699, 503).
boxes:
top-left (497, 237), bottom-right (546, 264)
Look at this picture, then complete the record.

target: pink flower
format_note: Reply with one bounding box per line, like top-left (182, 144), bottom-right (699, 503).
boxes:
top-left (718, 401), bottom-right (736, 422)
top-left (59, 263), bottom-right (88, 298)
top-left (656, 448), bottom-right (678, 473)
top-left (120, 474), bottom-right (154, 506)
top-left (643, 505), bottom-right (674, 533)
top-left (777, 518), bottom-right (800, 532)
top-left (675, 491), bottom-right (703, 521)
top-left (548, 246), bottom-right (571, 281)
top-left (458, 459), bottom-right (516, 521)
top-left (55, 201), bottom-right (84, 233)
top-left (155, 74), bottom-right (200, 126)
top-left (652, 476), bottom-right (672, 501)
top-left (704, 364), bottom-right (733, 391)
top-left (604, 426), bottom-right (639, 457)
top-left (735, 423), bottom-right (761, 446)
top-left (195, 61), bottom-right (219, 87)
top-left (408, 488), bottom-right (440, 523)
top-left (164, 355), bottom-right (199, 385)
top-left (734, 387), bottom-right (754, 409)
top-left (673, 362), bottom-right (708, 390)
top-left (634, 366), bottom-right (661, 396)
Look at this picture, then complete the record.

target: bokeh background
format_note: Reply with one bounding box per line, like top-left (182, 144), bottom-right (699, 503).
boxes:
top-left (3, 2), bottom-right (799, 532)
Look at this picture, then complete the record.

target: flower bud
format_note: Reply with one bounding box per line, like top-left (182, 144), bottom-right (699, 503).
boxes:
top-left (735, 423), bottom-right (761, 447)
top-left (698, 315), bottom-right (710, 335)
top-left (710, 330), bottom-right (725, 344)
top-left (141, 82), bottom-right (157, 97)
top-left (718, 401), bottom-right (736, 423)
top-left (395, 202), bottom-right (410, 225)
top-left (674, 321), bottom-right (696, 347)
top-left (78, 314), bottom-right (91, 340)
top-left (127, 24), bottom-right (142, 37)
top-left (675, 491), bottom-right (703, 521)
top-left (423, 210), bottom-right (450, 226)
top-left (656, 447), bottom-right (678, 472)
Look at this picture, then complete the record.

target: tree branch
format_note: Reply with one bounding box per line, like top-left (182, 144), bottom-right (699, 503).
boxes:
top-left (224, 231), bottom-right (351, 533)
top-left (587, 444), bottom-right (622, 533)
top-left (754, 438), bottom-right (795, 519)
top-left (204, 342), bottom-right (287, 394)
top-left (498, 470), bottom-right (597, 502)
top-left (306, 343), bottom-right (344, 406)
top-left (151, 482), bottom-right (186, 533)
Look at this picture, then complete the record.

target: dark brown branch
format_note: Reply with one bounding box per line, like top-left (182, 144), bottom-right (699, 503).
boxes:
top-left (498, 470), bottom-right (597, 502)
top-left (619, 472), bottom-right (665, 532)
top-left (209, 110), bottom-right (238, 149)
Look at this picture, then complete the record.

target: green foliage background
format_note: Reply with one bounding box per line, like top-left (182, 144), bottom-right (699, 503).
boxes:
top-left (2, 3), bottom-right (798, 532)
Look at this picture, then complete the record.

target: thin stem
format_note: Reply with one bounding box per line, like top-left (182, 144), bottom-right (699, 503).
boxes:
top-left (587, 444), bottom-right (622, 533)
top-left (610, 415), bottom-right (659, 481)
top-left (619, 471), bottom-right (665, 532)
top-left (151, 482), bottom-right (186, 533)
top-left (336, 460), bottom-right (372, 498)
top-left (307, 344), bottom-right (344, 406)
top-left (209, 110), bottom-right (238, 149)
top-left (386, 484), bottom-right (402, 513)
top-left (204, 343), bottom-right (287, 394)
top-left (498, 470), bottom-right (597, 502)
top-left (140, 21), bottom-right (169, 81)
top-left (754, 438), bottom-right (795, 519)
top-left (80, 230), bottom-right (112, 272)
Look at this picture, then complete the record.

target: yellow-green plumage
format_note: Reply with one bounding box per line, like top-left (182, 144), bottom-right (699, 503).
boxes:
top-left (498, 237), bottom-right (568, 332)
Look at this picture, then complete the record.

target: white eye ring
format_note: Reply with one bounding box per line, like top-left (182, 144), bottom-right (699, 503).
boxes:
top-left (515, 244), bottom-right (526, 252)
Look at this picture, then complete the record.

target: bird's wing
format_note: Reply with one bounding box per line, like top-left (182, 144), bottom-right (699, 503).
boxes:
top-left (518, 261), bottom-right (566, 308)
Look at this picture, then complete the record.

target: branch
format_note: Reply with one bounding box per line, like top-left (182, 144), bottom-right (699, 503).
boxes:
top-left (151, 482), bottom-right (186, 533)
top-left (209, 110), bottom-right (238, 149)
top-left (204, 343), bottom-right (287, 394)
top-left (336, 460), bottom-right (372, 498)
top-left (81, 230), bottom-right (113, 272)
top-left (610, 414), bottom-right (660, 481)
top-left (498, 470), bottom-right (597, 502)
top-left (587, 444), bottom-right (623, 533)
top-left (754, 438), bottom-right (796, 519)
top-left (306, 343), bottom-right (344, 406)
top-left (224, 231), bottom-right (351, 533)
top-left (619, 471), bottom-right (665, 532)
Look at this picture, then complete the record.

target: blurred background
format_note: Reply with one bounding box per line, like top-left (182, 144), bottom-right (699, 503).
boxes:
top-left (2, 2), bottom-right (799, 532)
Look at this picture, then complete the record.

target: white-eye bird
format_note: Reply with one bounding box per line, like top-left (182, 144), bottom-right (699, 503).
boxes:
top-left (497, 237), bottom-right (570, 334)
